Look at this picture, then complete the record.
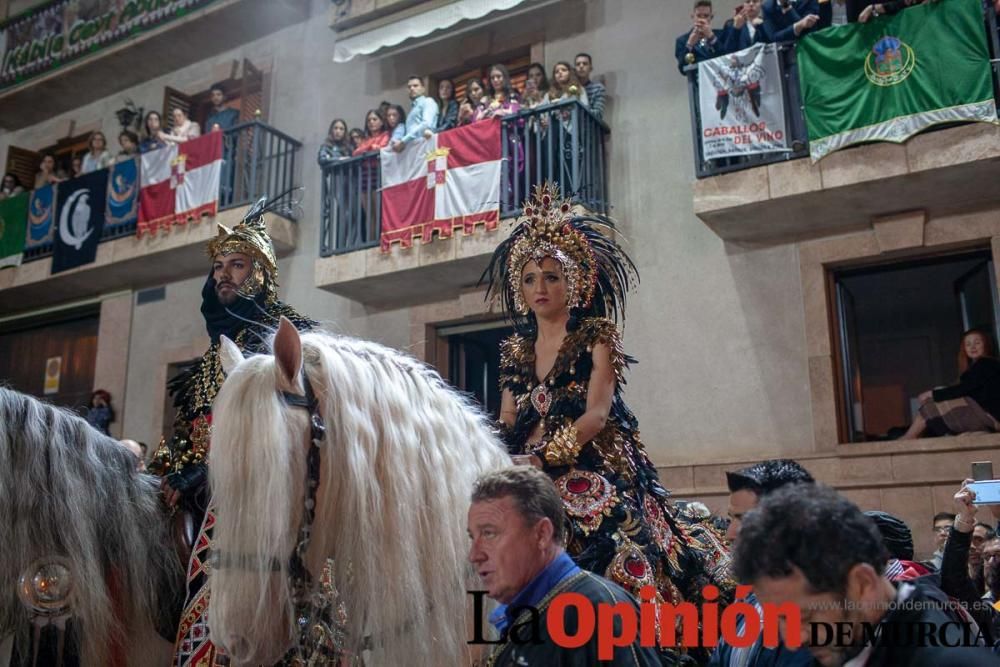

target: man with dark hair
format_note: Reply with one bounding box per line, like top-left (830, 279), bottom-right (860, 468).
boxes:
top-left (203, 83), bottom-right (239, 134)
top-left (724, 458), bottom-right (814, 542)
top-left (391, 75), bottom-right (438, 152)
top-left (863, 510), bottom-right (933, 583)
top-left (930, 511), bottom-right (957, 570)
top-left (735, 484), bottom-right (1000, 666)
top-left (675, 0), bottom-right (725, 74)
top-left (710, 460), bottom-right (813, 666)
top-left (468, 466), bottom-right (662, 666)
top-left (573, 53), bottom-right (606, 122)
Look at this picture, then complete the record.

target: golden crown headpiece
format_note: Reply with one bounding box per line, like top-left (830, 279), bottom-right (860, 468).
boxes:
top-left (206, 197), bottom-right (279, 300)
top-left (483, 183), bottom-right (637, 330)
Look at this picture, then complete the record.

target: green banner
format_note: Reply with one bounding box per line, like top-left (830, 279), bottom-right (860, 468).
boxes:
top-left (797, 0), bottom-right (996, 161)
top-left (0, 191), bottom-right (29, 268)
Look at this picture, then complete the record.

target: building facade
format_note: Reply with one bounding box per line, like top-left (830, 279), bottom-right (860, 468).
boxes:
top-left (1, 0), bottom-right (998, 560)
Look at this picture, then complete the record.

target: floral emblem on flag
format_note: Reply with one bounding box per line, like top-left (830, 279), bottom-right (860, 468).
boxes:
top-left (865, 36), bottom-right (915, 87)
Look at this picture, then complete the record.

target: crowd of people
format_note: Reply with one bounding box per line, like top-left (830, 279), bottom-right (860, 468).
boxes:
top-left (675, 0), bottom-right (948, 73)
top-left (4, 82), bottom-right (241, 198)
top-left (316, 54), bottom-right (608, 167)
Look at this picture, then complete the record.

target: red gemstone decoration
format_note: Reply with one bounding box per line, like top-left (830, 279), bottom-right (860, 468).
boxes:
top-left (624, 557), bottom-right (646, 578)
top-left (567, 477), bottom-right (592, 494)
top-left (537, 393), bottom-right (547, 404)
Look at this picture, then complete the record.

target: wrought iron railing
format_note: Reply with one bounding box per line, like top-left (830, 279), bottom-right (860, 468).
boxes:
top-left (22, 121), bottom-right (301, 262)
top-left (687, 4), bottom-right (1000, 179)
top-left (319, 99), bottom-right (610, 257)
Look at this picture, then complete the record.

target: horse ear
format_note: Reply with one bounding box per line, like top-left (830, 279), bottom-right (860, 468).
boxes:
top-left (273, 316), bottom-right (302, 385)
top-left (219, 335), bottom-right (244, 376)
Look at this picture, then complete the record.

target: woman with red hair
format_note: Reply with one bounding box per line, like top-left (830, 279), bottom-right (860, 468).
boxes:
top-left (902, 328), bottom-right (1000, 438)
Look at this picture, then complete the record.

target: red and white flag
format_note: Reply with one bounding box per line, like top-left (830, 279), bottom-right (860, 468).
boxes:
top-left (138, 133), bottom-right (222, 237)
top-left (380, 119), bottom-right (501, 251)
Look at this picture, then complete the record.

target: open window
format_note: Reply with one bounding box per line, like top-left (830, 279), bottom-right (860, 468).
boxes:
top-left (833, 250), bottom-right (1000, 442)
top-left (437, 321), bottom-right (514, 419)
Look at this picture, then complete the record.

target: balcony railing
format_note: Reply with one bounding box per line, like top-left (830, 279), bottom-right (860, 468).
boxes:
top-left (21, 121), bottom-right (301, 263)
top-left (319, 100), bottom-right (610, 257)
top-left (686, 5), bottom-right (1000, 179)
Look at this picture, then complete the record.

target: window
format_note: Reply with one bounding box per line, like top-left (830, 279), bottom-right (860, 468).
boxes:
top-left (440, 321), bottom-right (514, 419)
top-left (833, 250), bottom-right (1000, 442)
top-left (437, 53), bottom-right (531, 102)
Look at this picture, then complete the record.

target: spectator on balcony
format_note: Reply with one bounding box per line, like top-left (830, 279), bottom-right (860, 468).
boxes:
top-left (70, 156), bottom-right (83, 178)
top-left (348, 127), bottom-right (364, 153)
top-left (0, 172), bottom-right (25, 200)
top-left (386, 104), bottom-right (406, 142)
top-left (353, 109), bottom-right (391, 156)
top-left (81, 131), bottom-right (114, 174)
top-left (574, 53), bottom-right (606, 122)
top-left (140, 111), bottom-right (167, 153)
top-left (725, 0), bottom-right (766, 51)
top-left (675, 0), bottom-right (726, 74)
top-left (159, 107), bottom-right (201, 145)
top-left (204, 83), bottom-right (240, 134)
top-left (392, 75), bottom-right (439, 152)
top-left (901, 328), bottom-right (1000, 439)
top-left (116, 130), bottom-right (139, 163)
top-left (522, 62), bottom-right (548, 110)
top-left (858, 0), bottom-right (930, 22)
top-left (318, 118), bottom-right (352, 167)
top-left (435, 78), bottom-right (460, 132)
top-left (474, 64), bottom-right (521, 122)
top-left (818, 0), bottom-right (863, 26)
top-left (34, 153), bottom-right (63, 189)
top-left (542, 61), bottom-right (589, 109)
top-left (761, 0), bottom-right (821, 42)
top-left (458, 77), bottom-right (486, 125)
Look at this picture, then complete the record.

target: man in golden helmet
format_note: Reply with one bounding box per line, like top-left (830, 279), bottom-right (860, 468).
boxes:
top-left (149, 198), bottom-right (316, 667)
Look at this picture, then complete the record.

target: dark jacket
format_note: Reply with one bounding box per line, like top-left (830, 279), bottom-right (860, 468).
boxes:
top-left (933, 357), bottom-right (1000, 421)
top-left (723, 21), bottom-right (768, 53)
top-left (435, 99), bottom-right (459, 132)
top-left (939, 525), bottom-right (1000, 645)
top-left (675, 28), bottom-right (726, 74)
top-left (860, 579), bottom-right (1000, 666)
top-left (761, 0), bottom-right (821, 43)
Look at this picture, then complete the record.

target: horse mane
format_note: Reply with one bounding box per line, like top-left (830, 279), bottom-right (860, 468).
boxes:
top-left (209, 329), bottom-right (511, 665)
top-left (0, 386), bottom-right (181, 666)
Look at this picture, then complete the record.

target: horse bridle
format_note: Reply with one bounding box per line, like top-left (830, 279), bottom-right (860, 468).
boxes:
top-left (280, 369), bottom-right (326, 598)
top-left (212, 369), bottom-right (331, 658)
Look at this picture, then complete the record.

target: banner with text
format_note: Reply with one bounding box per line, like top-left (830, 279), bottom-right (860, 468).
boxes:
top-left (0, 0), bottom-right (218, 90)
top-left (697, 42), bottom-right (789, 160)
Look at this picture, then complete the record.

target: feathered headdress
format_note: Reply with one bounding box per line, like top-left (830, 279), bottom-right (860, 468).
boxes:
top-left (482, 183), bottom-right (637, 333)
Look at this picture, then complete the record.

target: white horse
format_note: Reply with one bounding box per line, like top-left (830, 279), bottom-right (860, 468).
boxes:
top-left (208, 317), bottom-right (512, 665)
top-left (0, 386), bottom-right (182, 667)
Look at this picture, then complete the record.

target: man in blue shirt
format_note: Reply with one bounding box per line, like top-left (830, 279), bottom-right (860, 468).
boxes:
top-left (391, 75), bottom-right (439, 152)
top-left (467, 466), bottom-right (663, 666)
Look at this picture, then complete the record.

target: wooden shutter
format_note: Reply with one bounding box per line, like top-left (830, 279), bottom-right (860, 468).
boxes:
top-left (239, 59), bottom-right (265, 123)
top-left (162, 87), bottom-right (194, 132)
top-left (4, 145), bottom-right (40, 191)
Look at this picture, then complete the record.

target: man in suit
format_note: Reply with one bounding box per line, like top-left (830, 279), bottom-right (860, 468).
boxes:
top-left (761, 0), bottom-right (821, 42)
top-left (675, 0), bottom-right (726, 74)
